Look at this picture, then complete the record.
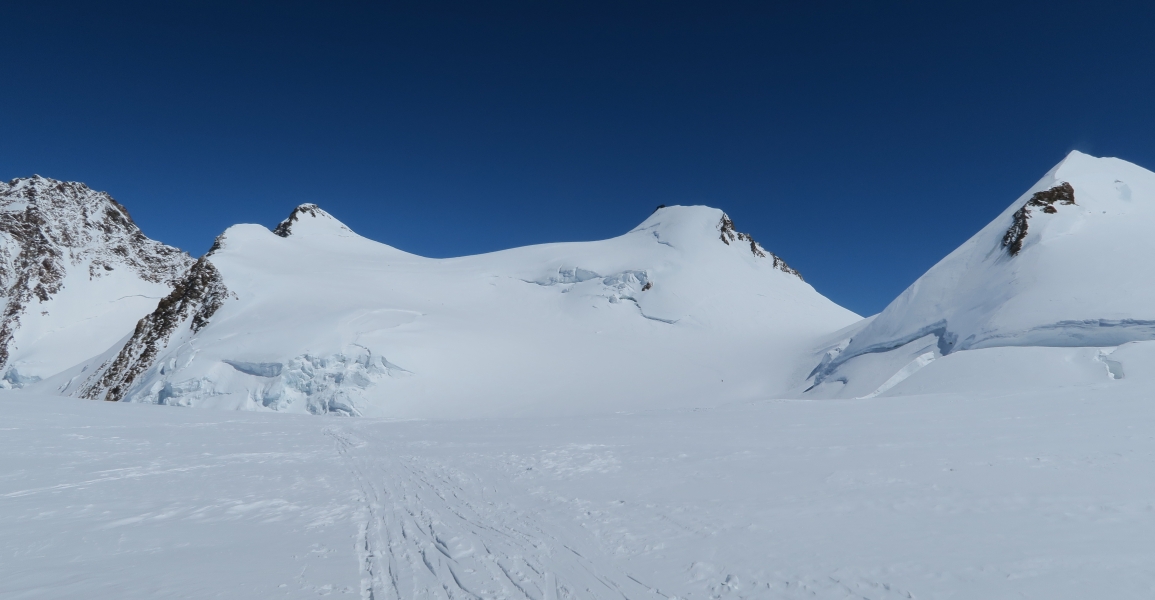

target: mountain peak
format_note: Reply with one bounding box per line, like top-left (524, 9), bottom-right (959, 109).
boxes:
top-left (0, 177), bottom-right (194, 383)
top-left (805, 151), bottom-right (1155, 398)
top-left (0, 176), bottom-right (190, 282)
top-left (632, 205), bottom-right (801, 279)
top-left (272, 203), bottom-right (353, 238)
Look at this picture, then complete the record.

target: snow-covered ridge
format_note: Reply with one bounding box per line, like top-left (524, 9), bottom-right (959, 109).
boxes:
top-left (804, 151), bottom-right (1155, 398)
top-left (48, 202), bottom-right (857, 417)
top-left (0, 176), bottom-right (193, 384)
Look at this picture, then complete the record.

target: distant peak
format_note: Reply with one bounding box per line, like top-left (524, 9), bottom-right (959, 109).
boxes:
top-left (273, 203), bottom-right (349, 238)
top-left (630, 205), bottom-right (803, 280)
top-left (4, 175), bottom-right (94, 197)
top-left (1, 175), bottom-right (136, 226)
top-left (0, 176), bottom-right (193, 374)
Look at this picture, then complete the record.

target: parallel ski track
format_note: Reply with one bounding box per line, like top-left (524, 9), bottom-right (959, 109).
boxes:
top-left (325, 427), bottom-right (657, 600)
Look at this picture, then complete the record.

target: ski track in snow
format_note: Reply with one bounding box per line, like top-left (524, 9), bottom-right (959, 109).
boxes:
top-left (322, 425), bottom-right (932, 600)
top-left (325, 426), bottom-right (646, 600)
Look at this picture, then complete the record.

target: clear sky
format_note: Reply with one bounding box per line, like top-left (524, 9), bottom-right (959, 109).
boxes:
top-left (3, 1), bottom-right (1154, 316)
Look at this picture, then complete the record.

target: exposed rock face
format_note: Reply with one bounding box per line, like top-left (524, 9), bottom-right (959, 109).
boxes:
top-left (79, 256), bottom-right (229, 402)
top-left (1003, 182), bottom-right (1077, 256)
top-left (718, 213), bottom-right (802, 279)
top-left (273, 203), bottom-right (324, 237)
top-left (0, 176), bottom-right (193, 372)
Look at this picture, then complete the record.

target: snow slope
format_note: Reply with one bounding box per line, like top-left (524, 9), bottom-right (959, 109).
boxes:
top-left (804, 151), bottom-right (1155, 398)
top-left (48, 204), bottom-right (858, 417)
top-left (0, 177), bottom-right (192, 386)
top-left (8, 375), bottom-right (1155, 599)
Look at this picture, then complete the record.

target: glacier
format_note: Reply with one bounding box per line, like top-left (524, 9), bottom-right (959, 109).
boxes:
top-left (9, 152), bottom-right (1155, 598)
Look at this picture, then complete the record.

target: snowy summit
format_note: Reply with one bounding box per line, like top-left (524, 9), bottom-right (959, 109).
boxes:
top-left (805, 151), bottom-right (1155, 398)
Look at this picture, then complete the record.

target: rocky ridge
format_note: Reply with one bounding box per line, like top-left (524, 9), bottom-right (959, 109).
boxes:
top-left (718, 213), bottom-right (802, 279)
top-left (273, 203), bottom-right (328, 237)
top-left (1002, 182), bottom-right (1077, 255)
top-left (78, 255), bottom-right (229, 402)
top-left (0, 176), bottom-right (193, 373)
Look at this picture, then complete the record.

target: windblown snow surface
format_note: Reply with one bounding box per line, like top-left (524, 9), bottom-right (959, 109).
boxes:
top-left (11, 152), bottom-right (1155, 598)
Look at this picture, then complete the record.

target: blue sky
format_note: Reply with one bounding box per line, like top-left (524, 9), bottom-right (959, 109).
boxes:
top-left (3, 1), bottom-right (1154, 316)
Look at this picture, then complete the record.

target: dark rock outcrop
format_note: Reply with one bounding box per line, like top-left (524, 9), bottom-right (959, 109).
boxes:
top-left (1002, 182), bottom-right (1077, 256)
top-left (79, 256), bottom-right (229, 402)
top-left (273, 203), bottom-right (325, 237)
top-left (718, 213), bottom-right (802, 280)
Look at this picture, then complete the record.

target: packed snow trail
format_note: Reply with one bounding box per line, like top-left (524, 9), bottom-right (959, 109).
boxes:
top-left (325, 427), bottom-right (647, 599)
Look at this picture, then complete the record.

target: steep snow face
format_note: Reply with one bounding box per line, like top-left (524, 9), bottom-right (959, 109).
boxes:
top-left (0, 176), bottom-right (193, 385)
top-left (55, 204), bottom-right (858, 417)
top-left (806, 151), bottom-right (1155, 398)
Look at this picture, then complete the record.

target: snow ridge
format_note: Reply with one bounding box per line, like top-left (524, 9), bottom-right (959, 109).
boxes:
top-left (802, 151), bottom-right (1155, 399)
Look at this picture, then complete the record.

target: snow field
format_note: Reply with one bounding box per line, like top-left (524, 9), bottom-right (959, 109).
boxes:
top-left (6, 384), bottom-right (1155, 599)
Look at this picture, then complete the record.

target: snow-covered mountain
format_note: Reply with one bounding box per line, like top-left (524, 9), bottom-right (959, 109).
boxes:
top-left (0, 176), bottom-right (192, 387)
top-left (40, 203), bottom-right (858, 417)
top-left (17, 156), bottom-right (1155, 600)
top-left (25, 151), bottom-right (1153, 412)
top-left (804, 151), bottom-right (1155, 398)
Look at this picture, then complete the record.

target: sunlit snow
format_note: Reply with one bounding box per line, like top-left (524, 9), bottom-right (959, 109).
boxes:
top-left (7, 152), bottom-right (1155, 598)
